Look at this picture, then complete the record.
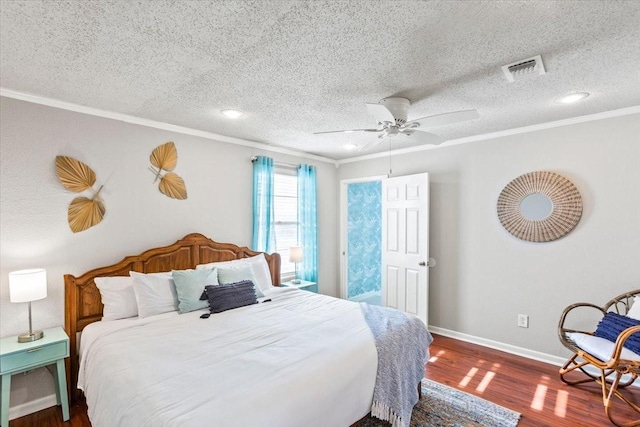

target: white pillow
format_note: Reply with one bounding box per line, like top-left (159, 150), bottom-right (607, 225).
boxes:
top-left (196, 253), bottom-right (273, 294)
top-left (247, 253), bottom-right (274, 290)
top-left (627, 296), bottom-right (640, 320)
top-left (95, 276), bottom-right (138, 321)
top-left (130, 271), bottom-right (179, 318)
top-left (216, 264), bottom-right (262, 297)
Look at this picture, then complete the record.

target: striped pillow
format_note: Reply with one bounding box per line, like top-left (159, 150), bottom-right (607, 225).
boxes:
top-left (594, 312), bottom-right (640, 355)
top-left (204, 280), bottom-right (257, 314)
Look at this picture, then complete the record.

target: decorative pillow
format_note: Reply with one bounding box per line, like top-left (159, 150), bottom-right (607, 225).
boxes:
top-left (130, 271), bottom-right (179, 318)
top-left (594, 312), bottom-right (640, 354)
top-left (196, 253), bottom-right (273, 295)
top-left (626, 296), bottom-right (640, 320)
top-left (216, 264), bottom-right (263, 297)
top-left (204, 280), bottom-right (257, 314)
top-left (95, 276), bottom-right (138, 321)
top-left (172, 268), bottom-right (219, 314)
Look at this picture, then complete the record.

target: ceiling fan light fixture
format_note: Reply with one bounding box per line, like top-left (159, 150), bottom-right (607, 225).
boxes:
top-left (220, 109), bottom-right (244, 119)
top-left (555, 92), bottom-right (590, 104)
top-left (314, 97), bottom-right (478, 150)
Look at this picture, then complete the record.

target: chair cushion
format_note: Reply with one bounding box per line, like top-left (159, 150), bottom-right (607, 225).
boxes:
top-left (594, 312), bottom-right (640, 354)
top-left (567, 332), bottom-right (640, 362)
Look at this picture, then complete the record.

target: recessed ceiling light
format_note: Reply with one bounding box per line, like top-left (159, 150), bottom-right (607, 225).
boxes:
top-left (555, 92), bottom-right (589, 104)
top-left (220, 109), bottom-right (243, 119)
top-left (344, 143), bottom-right (358, 150)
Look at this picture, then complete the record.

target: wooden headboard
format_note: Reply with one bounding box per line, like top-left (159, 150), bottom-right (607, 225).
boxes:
top-left (64, 232), bottom-right (281, 402)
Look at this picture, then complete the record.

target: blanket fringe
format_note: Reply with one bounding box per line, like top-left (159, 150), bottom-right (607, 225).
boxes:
top-left (371, 401), bottom-right (404, 427)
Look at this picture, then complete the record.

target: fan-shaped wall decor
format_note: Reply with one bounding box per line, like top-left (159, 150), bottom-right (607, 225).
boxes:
top-left (55, 156), bottom-right (106, 233)
top-left (497, 171), bottom-right (583, 242)
top-left (148, 141), bottom-right (187, 199)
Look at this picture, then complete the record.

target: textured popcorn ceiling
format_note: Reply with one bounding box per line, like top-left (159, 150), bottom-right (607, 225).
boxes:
top-left (1, 1), bottom-right (639, 160)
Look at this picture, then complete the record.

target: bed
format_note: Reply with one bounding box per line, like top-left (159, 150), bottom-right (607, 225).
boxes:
top-left (65, 233), bottom-right (430, 427)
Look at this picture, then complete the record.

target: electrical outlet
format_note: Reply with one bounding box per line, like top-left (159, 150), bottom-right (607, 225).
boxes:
top-left (518, 314), bottom-right (529, 328)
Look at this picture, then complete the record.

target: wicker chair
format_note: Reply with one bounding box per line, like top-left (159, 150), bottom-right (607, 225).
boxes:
top-left (558, 289), bottom-right (640, 427)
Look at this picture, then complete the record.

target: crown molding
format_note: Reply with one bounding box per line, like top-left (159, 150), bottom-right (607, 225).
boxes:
top-left (0, 88), bottom-right (337, 165)
top-left (3, 88), bottom-right (637, 167)
top-left (337, 105), bottom-right (640, 165)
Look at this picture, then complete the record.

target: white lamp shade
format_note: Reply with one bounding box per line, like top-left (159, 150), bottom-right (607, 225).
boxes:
top-left (289, 246), bottom-right (303, 263)
top-left (9, 269), bottom-right (47, 303)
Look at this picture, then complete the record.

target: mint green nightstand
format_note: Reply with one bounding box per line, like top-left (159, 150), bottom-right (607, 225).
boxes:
top-left (0, 327), bottom-right (70, 426)
top-left (281, 280), bottom-right (317, 293)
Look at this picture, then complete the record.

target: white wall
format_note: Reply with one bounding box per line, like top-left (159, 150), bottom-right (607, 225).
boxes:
top-left (337, 112), bottom-right (640, 358)
top-left (0, 96), bottom-right (338, 409)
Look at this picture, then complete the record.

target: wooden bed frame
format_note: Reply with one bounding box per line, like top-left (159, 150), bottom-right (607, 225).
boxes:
top-left (64, 233), bottom-right (281, 402)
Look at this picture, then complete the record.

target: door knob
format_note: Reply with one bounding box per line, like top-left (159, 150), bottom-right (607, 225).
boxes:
top-left (418, 261), bottom-right (426, 266)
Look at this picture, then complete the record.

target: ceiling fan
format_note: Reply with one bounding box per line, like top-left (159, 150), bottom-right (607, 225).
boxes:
top-left (314, 97), bottom-right (479, 150)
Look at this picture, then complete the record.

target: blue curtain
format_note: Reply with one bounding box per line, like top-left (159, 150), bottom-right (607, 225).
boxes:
top-left (297, 164), bottom-right (318, 283)
top-left (252, 156), bottom-right (275, 253)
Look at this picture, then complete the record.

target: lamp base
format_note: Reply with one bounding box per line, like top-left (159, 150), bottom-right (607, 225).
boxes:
top-left (18, 330), bottom-right (44, 343)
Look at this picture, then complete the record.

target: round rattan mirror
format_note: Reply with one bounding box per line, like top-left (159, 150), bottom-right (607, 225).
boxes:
top-left (497, 171), bottom-right (583, 242)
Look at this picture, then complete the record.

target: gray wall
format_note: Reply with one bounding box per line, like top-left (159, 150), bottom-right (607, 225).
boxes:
top-left (0, 96), bottom-right (338, 408)
top-left (2, 94), bottom-right (638, 412)
top-left (337, 112), bottom-right (640, 358)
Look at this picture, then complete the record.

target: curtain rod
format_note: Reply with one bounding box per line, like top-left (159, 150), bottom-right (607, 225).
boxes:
top-left (250, 156), bottom-right (298, 169)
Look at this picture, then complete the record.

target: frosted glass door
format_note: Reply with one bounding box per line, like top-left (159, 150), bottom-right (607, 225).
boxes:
top-left (346, 181), bottom-right (382, 300)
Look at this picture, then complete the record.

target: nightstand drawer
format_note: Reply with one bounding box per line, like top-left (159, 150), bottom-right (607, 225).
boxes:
top-left (1, 341), bottom-right (67, 373)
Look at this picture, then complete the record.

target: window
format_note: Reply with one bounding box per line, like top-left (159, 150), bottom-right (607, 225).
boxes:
top-left (273, 167), bottom-right (298, 279)
top-left (252, 156), bottom-right (317, 284)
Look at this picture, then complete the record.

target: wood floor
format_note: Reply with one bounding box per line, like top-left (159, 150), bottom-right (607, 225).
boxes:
top-left (9, 333), bottom-right (639, 426)
top-left (425, 335), bottom-right (639, 427)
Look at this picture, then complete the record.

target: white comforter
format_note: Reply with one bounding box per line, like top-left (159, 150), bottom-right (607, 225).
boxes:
top-left (79, 287), bottom-right (378, 427)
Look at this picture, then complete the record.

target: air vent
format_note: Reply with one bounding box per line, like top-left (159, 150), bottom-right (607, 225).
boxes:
top-left (502, 55), bottom-right (546, 82)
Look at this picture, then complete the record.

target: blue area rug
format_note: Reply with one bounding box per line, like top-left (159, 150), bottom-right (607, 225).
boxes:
top-left (356, 378), bottom-right (521, 427)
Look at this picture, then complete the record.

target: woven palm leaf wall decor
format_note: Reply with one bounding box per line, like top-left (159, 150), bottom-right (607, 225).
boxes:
top-left (149, 141), bottom-right (187, 199)
top-left (497, 171), bottom-right (583, 242)
top-left (55, 156), bottom-right (106, 233)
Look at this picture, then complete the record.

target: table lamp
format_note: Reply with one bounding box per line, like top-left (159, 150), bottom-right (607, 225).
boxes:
top-left (9, 268), bottom-right (47, 343)
top-left (289, 246), bottom-right (303, 284)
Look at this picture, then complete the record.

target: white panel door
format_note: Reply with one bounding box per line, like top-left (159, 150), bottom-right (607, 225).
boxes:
top-left (382, 173), bottom-right (429, 324)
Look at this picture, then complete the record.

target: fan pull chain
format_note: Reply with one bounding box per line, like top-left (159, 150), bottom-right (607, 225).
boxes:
top-left (388, 138), bottom-right (393, 177)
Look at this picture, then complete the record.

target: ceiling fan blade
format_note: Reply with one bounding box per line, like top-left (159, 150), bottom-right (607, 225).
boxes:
top-left (365, 102), bottom-right (396, 124)
top-left (314, 128), bottom-right (382, 135)
top-left (406, 109), bottom-right (479, 129)
top-left (402, 130), bottom-right (445, 145)
top-left (356, 139), bottom-right (382, 152)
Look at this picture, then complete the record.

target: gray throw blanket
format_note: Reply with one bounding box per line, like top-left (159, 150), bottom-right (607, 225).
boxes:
top-left (361, 303), bottom-right (433, 427)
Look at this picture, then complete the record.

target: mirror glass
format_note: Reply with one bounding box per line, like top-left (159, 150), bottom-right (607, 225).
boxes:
top-left (520, 193), bottom-right (553, 220)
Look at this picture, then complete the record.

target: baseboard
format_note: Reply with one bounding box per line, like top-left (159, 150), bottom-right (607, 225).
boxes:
top-left (428, 326), bottom-right (639, 387)
top-left (428, 326), bottom-right (568, 366)
top-left (9, 393), bottom-right (57, 421)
